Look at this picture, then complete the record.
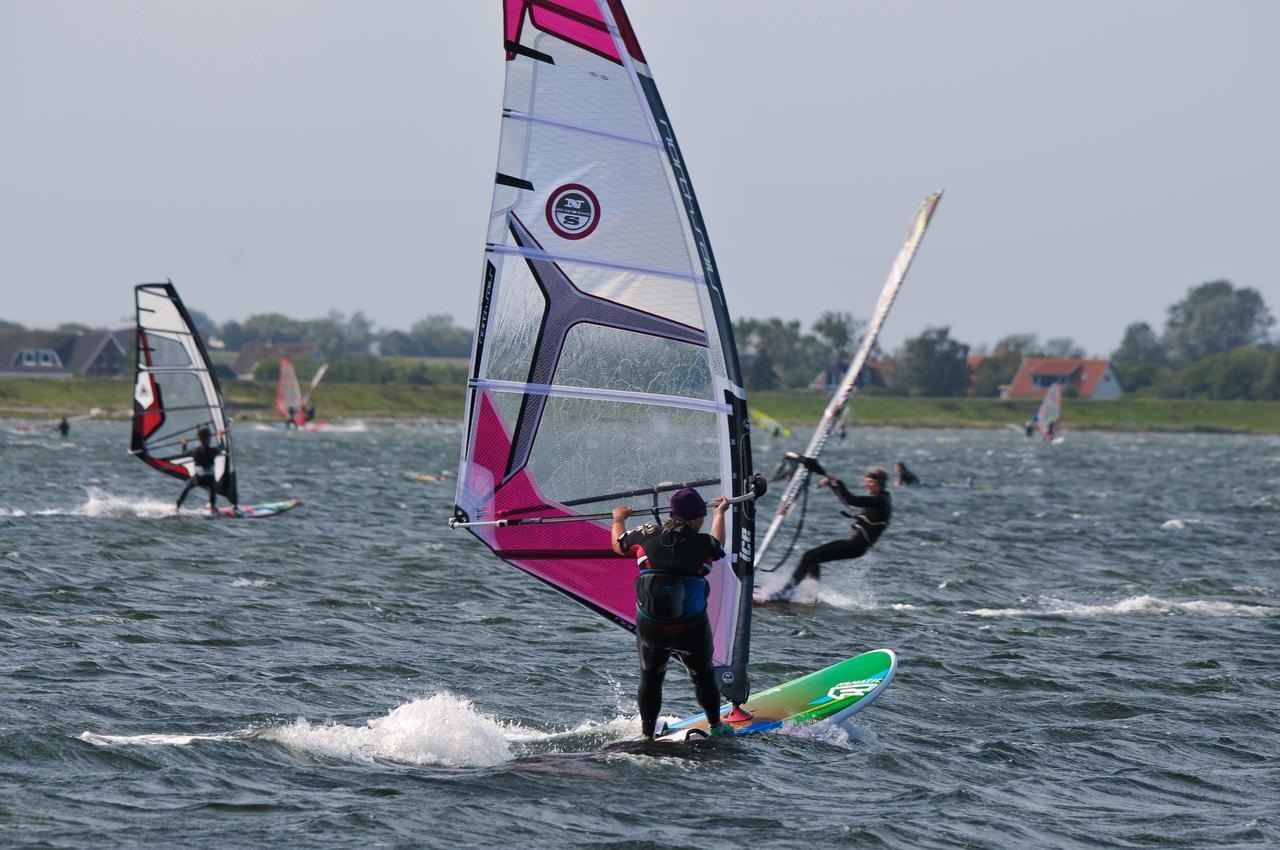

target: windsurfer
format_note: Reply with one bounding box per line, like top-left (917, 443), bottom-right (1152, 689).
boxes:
top-left (56, 417), bottom-right (70, 437)
top-left (285, 407), bottom-right (298, 430)
top-left (175, 426), bottom-right (235, 514)
top-left (894, 461), bottom-right (920, 487)
top-left (612, 488), bottom-right (734, 739)
top-left (767, 465), bottom-right (892, 602)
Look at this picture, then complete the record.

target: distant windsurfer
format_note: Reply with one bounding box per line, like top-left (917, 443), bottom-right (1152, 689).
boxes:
top-left (285, 406), bottom-right (298, 430)
top-left (305, 404), bottom-right (317, 424)
top-left (1024, 419), bottom-right (1035, 437)
top-left (764, 463), bottom-right (892, 603)
top-left (56, 416), bottom-right (70, 437)
top-left (175, 425), bottom-right (237, 515)
top-left (1044, 420), bottom-right (1058, 441)
top-left (612, 488), bottom-right (734, 739)
top-left (894, 461), bottom-right (919, 487)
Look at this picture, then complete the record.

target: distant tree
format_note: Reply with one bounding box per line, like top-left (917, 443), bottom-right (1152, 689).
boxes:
top-left (993, 333), bottom-right (1039, 355)
top-left (185, 308), bottom-right (220, 346)
top-left (378, 315), bottom-right (472, 357)
top-left (1164, 280), bottom-right (1274, 366)
top-left (970, 349), bottom-right (1021, 396)
top-left (743, 349), bottom-right (778, 390)
top-left (253, 359), bottom-right (281, 381)
top-left (1112, 321), bottom-right (1168, 392)
top-left (1177, 347), bottom-right (1270, 400)
top-left (56, 322), bottom-right (92, 333)
top-left (1255, 349), bottom-right (1280, 400)
top-left (0, 319), bottom-right (26, 332)
top-left (1042, 337), bottom-right (1085, 358)
top-left (220, 319), bottom-right (245, 350)
top-left (896, 326), bottom-right (971, 396)
top-left (811, 311), bottom-right (866, 360)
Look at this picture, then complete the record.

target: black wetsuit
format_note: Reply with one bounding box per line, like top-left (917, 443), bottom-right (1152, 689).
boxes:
top-left (897, 467), bottom-right (920, 486)
top-left (176, 441), bottom-right (222, 512)
top-left (781, 481), bottom-right (891, 596)
top-left (56, 419), bottom-right (69, 437)
top-left (617, 522), bottom-right (725, 738)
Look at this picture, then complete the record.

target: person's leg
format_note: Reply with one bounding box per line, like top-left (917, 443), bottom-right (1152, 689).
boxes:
top-left (779, 537), bottom-right (868, 598)
top-left (635, 621), bottom-right (673, 738)
top-left (176, 477), bottom-right (197, 509)
top-left (672, 617), bottom-right (723, 726)
top-left (206, 479), bottom-right (217, 513)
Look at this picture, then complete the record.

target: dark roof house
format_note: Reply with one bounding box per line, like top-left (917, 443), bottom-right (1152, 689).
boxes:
top-left (0, 330), bottom-right (126, 378)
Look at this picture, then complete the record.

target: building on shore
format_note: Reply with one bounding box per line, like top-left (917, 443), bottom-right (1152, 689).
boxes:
top-left (0, 330), bottom-right (126, 378)
top-left (1003, 357), bottom-right (1124, 399)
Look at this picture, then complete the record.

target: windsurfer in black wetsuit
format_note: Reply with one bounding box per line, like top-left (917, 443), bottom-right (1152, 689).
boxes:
top-left (175, 425), bottom-right (235, 514)
top-left (894, 461), bottom-right (920, 487)
top-left (56, 417), bottom-right (70, 437)
top-left (612, 488), bottom-right (734, 740)
top-left (766, 463), bottom-right (892, 602)
top-left (285, 406), bottom-right (298, 430)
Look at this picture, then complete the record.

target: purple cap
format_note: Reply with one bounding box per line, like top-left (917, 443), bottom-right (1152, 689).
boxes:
top-left (669, 487), bottom-right (707, 520)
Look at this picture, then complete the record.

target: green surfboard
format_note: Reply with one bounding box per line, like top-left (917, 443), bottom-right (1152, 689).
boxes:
top-left (657, 649), bottom-right (896, 741)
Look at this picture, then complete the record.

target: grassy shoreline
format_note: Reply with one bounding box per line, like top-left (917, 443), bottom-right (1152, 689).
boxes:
top-left (4, 377), bottom-right (1280, 433)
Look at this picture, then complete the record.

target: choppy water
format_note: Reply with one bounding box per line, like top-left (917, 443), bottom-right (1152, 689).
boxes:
top-left (2, 419), bottom-right (1278, 848)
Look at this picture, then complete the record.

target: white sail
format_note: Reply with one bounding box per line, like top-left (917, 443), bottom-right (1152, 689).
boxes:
top-left (756, 192), bottom-right (943, 567)
top-left (450, 0), bottom-right (757, 703)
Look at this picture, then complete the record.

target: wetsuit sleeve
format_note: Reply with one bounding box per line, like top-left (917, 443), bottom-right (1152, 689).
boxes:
top-left (829, 478), bottom-right (862, 507)
top-left (702, 534), bottom-right (726, 563)
top-left (616, 529), bottom-right (641, 555)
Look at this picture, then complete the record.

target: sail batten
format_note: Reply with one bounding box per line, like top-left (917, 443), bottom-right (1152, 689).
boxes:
top-left (454, 0), bottom-right (755, 703)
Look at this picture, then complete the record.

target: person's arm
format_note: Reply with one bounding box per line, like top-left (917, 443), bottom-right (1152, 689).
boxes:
top-left (610, 506), bottom-right (632, 556)
top-left (708, 496), bottom-right (729, 546)
top-left (819, 476), bottom-right (860, 507)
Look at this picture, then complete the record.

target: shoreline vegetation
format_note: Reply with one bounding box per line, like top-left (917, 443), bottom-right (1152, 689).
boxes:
top-left (4, 377), bottom-right (1280, 434)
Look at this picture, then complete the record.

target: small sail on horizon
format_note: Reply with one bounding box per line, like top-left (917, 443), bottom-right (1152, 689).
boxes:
top-left (755, 192), bottom-right (943, 569)
top-left (130, 281), bottom-right (238, 504)
top-left (450, 0), bottom-right (757, 704)
top-left (276, 358), bottom-right (305, 427)
top-left (1034, 383), bottom-right (1063, 438)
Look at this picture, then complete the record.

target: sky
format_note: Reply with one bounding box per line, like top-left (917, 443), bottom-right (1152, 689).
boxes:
top-left (2, 0), bottom-right (1277, 355)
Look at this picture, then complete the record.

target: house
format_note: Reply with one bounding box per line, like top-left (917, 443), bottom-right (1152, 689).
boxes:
top-left (231, 341), bottom-right (318, 379)
top-left (1003, 357), bottom-right (1124, 399)
top-left (0, 330), bottom-right (126, 378)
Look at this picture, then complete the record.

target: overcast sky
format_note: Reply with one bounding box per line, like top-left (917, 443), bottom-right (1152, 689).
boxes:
top-left (2, 1), bottom-right (1276, 355)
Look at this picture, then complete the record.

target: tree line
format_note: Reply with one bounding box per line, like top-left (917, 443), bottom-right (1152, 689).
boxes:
top-left (4, 279), bottom-right (1275, 399)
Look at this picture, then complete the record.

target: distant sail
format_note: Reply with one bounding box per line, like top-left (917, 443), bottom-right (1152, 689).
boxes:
top-left (302, 362), bottom-right (329, 407)
top-left (276, 358), bottom-right (305, 426)
top-left (130, 281), bottom-right (237, 503)
top-left (756, 192), bottom-right (943, 567)
top-left (1034, 384), bottom-right (1062, 437)
top-left (452, 0), bottom-right (756, 703)
top-left (751, 410), bottom-right (793, 437)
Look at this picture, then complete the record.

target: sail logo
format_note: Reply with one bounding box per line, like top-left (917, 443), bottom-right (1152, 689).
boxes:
top-left (826, 678), bottom-right (882, 701)
top-left (546, 184), bottom-right (600, 240)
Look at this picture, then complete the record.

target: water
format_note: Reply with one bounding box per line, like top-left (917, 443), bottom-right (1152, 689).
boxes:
top-left (2, 420), bottom-right (1278, 848)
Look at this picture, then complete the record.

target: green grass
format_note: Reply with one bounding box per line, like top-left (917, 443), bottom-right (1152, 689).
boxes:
top-left (5, 378), bottom-right (1280, 432)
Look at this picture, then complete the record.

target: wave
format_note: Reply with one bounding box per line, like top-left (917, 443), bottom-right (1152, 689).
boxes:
top-left (263, 694), bottom-right (513, 767)
top-left (39, 490), bottom-right (177, 519)
top-left (79, 693), bottom-right (517, 769)
top-left (964, 594), bottom-right (1278, 619)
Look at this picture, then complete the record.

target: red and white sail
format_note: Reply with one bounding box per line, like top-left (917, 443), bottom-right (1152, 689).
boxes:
top-left (130, 281), bottom-right (238, 503)
top-left (275, 358), bottom-right (305, 427)
top-left (452, 0), bottom-right (756, 702)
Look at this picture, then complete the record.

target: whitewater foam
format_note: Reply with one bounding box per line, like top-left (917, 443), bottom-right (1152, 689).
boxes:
top-left (262, 693), bottom-right (513, 768)
top-left (964, 594), bottom-right (1278, 619)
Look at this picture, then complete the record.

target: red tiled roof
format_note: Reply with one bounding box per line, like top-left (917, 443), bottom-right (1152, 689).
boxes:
top-left (1006, 357), bottom-right (1114, 398)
